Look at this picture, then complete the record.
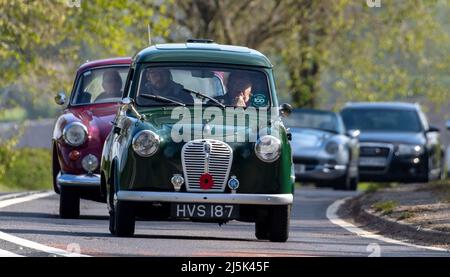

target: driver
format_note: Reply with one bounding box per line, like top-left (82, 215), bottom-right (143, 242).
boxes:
top-left (140, 68), bottom-right (193, 103)
top-left (225, 72), bottom-right (253, 107)
top-left (95, 70), bottom-right (123, 102)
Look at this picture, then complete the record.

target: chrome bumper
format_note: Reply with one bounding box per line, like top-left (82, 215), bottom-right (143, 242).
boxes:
top-left (116, 191), bottom-right (293, 205)
top-left (56, 172), bottom-right (101, 187)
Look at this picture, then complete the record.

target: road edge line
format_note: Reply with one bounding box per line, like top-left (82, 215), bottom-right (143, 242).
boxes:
top-left (326, 197), bottom-right (450, 253)
top-left (0, 191), bottom-right (90, 257)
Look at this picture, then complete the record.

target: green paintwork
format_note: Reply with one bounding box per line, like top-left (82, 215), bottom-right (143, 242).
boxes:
top-left (134, 43), bottom-right (273, 68)
top-left (101, 43), bottom-right (293, 199)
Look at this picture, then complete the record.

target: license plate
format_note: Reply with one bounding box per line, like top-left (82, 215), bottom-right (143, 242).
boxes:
top-left (171, 203), bottom-right (239, 219)
top-left (295, 164), bottom-right (306, 174)
top-left (359, 157), bottom-right (387, 167)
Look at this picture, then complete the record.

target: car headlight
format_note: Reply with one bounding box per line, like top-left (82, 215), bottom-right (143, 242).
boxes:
top-left (255, 135), bottom-right (281, 163)
top-left (132, 130), bottom-right (160, 157)
top-left (325, 141), bottom-right (339, 155)
top-left (82, 154), bottom-right (98, 173)
top-left (63, 122), bottom-right (87, 146)
top-left (397, 144), bottom-right (424, 156)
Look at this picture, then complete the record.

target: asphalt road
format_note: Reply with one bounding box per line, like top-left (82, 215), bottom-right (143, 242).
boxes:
top-left (0, 187), bottom-right (449, 257)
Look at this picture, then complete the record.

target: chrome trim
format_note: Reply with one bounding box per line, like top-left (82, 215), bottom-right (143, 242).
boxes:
top-left (359, 142), bottom-right (394, 174)
top-left (56, 172), bottom-right (100, 187)
top-left (181, 139), bottom-right (233, 192)
top-left (254, 135), bottom-right (281, 163)
top-left (62, 122), bottom-right (88, 146)
top-left (116, 191), bottom-right (293, 205)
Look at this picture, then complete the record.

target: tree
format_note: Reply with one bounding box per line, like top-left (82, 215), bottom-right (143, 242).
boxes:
top-left (0, 0), bottom-right (172, 117)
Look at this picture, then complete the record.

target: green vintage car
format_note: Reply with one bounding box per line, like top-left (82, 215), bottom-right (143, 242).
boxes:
top-left (101, 40), bottom-right (295, 242)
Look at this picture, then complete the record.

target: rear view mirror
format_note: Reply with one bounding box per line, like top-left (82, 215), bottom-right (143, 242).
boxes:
top-left (346, 129), bottom-right (360, 138)
top-left (54, 92), bottom-right (66, 105)
top-left (427, 126), bottom-right (440, 133)
top-left (279, 103), bottom-right (293, 118)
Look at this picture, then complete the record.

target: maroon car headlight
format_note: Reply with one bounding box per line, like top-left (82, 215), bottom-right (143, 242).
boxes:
top-left (132, 130), bottom-right (160, 157)
top-left (82, 154), bottom-right (99, 173)
top-left (62, 122), bottom-right (88, 147)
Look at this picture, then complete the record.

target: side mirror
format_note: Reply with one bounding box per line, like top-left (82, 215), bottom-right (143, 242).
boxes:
top-left (446, 120), bottom-right (450, 130)
top-left (427, 126), bottom-right (440, 133)
top-left (121, 97), bottom-right (146, 121)
top-left (54, 92), bottom-right (66, 106)
top-left (279, 103), bottom-right (293, 118)
top-left (346, 129), bottom-right (360, 138)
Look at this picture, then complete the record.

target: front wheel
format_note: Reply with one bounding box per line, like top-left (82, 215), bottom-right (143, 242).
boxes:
top-left (268, 205), bottom-right (291, 242)
top-left (113, 200), bottom-right (135, 237)
top-left (255, 220), bottom-right (269, 240)
top-left (59, 186), bottom-right (80, 219)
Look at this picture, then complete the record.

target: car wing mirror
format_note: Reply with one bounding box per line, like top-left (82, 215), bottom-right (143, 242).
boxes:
top-left (121, 97), bottom-right (146, 121)
top-left (279, 103), bottom-right (293, 118)
top-left (54, 91), bottom-right (66, 106)
top-left (446, 120), bottom-right (450, 130)
top-left (346, 129), bottom-right (360, 138)
top-left (427, 125), bottom-right (440, 133)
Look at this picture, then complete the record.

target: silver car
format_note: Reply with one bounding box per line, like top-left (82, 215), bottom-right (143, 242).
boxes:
top-left (284, 109), bottom-right (360, 190)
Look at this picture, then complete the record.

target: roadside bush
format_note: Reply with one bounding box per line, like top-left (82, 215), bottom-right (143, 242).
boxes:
top-left (0, 148), bottom-right (52, 191)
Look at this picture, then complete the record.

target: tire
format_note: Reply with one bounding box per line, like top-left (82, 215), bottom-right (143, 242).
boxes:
top-left (255, 220), bottom-right (269, 240)
top-left (114, 200), bottom-right (135, 237)
top-left (334, 173), bottom-right (350, 191)
top-left (59, 186), bottom-right (80, 219)
top-left (268, 205), bottom-right (290, 242)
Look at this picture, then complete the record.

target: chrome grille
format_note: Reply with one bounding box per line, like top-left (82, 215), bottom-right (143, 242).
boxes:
top-left (182, 139), bottom-right (233, 192)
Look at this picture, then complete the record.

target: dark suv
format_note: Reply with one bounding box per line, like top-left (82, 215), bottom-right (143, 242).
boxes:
top-left (341, 102), bottom-right (444, 183)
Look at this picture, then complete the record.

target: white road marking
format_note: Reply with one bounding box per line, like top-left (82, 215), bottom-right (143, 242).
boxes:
top-left (326, 197), bottom-right (450, 253)
top-left (0, 191), bottom-right (90, 257)
top-left (0, 249), bottom-right (23, 257)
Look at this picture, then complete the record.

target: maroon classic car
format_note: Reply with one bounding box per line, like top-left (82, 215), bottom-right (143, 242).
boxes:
top-left (52, 57), bottom-right (131, 218)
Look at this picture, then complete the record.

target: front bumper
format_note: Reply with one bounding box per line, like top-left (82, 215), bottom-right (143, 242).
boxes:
top-left (56, 172), bottom-right (100, 188)
top-left (116, 191), bottom-right (293, 205)
top-left (294, 162), bottom-right (347, 181)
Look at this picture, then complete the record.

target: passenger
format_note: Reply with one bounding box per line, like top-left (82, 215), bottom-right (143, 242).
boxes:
top-left (225, 72), bottom-right (253, 107)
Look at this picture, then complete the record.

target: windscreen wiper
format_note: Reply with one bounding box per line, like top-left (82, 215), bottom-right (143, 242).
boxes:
top-left (182, 88), bottom-right (225, 109)
top-left (140, 93), bottom-right (186, 107)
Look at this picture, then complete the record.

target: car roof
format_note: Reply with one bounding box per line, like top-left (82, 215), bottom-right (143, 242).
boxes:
top-left (133, 42), bottom-right (272, 68)
top-left (292, 108), bottom-right (337, 116)
top-left (342, 102), bottom-right (420, 111)
top-left (77, 57), bottom-right (132, 73)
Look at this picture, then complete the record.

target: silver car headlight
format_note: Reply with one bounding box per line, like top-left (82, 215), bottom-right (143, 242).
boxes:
top-left (132, 130), bottom-right (160, 157)
top-left (397, 144), bottom-right (423, 156)
top-left (63, 122), bottom-right (87, 146)
top-left (325, 141), bottom-right (339, 155)
top-left (82, 154), bottom-right (98, 173)
top-left (255, 135), bottom-right (281, 163)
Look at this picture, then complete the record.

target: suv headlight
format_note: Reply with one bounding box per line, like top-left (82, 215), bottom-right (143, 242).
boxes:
top-left (397, 144), bottom-right (423, 156)
top-left (325, 141), bottom-right (339, 155)
top-left (255, 135), bottom-right (281, 163)
top-left (63, 122), bottom-right (87, 146)
top-left (132, 130), bottom-right (160, 157)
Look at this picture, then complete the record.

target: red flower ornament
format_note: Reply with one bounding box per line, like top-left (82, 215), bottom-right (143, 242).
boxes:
top-left (199, 173), bottom-right (214, 190)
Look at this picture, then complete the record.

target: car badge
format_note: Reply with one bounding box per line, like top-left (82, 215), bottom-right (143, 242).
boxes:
top-left (171, 174), bottom-right (184, 191)
top-left (227, 175), bottom-right (239, 193)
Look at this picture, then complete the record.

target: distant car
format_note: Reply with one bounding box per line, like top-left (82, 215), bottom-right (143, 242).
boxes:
top-left (283, 109), bottom-right (359, 190)
top-left (52, 57), bottom-right (131, 218)
top-left (341, 102), bottom-right (444, 183)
